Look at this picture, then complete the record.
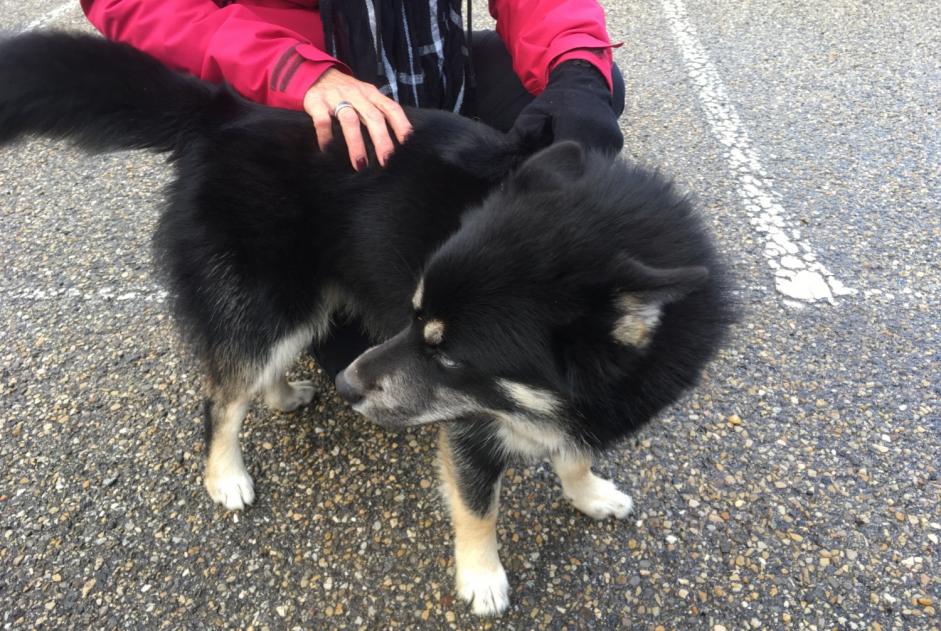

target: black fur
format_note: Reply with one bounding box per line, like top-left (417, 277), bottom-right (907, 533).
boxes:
top-left (0, 31), bottom-right (523, 387)
top-left (339, 142), bottom-right (734, 520)
top-left (0, 31), bottom-right (215, 152)
top-left (0, 27), bottom-right (732, 482)
top-left (419, 144), bottom-right (732, 448)
top-left (202, 398), bottom-right (214, 452)
top-left (445, 419), bottom-right (506, 516)
top-left (1, 31), bottom-right (733, 614)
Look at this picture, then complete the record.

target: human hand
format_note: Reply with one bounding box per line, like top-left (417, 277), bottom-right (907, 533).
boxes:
top-left (303, 68), bottom-right (412, 170)
top-left (510, 59), bottom-right (623, 155)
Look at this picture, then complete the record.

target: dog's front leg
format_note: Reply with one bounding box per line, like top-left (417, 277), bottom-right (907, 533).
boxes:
top-left (551, 450), bottom-right (633, 520)
top-left (437, 422), bottom-right (509, 617)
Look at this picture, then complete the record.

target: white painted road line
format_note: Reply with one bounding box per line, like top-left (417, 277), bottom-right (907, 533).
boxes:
top-left (25, 0), bottom-right (81, 31)
top-left (660, 0), bottom-right (856, 306)
top-left (2, 285), bottom-right (168, 303)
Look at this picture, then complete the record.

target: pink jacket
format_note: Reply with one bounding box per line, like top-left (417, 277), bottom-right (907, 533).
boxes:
top-left (82, 0), bottom-right (614, 111)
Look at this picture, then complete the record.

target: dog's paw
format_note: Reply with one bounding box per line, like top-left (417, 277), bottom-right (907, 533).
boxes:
top-left (566, 477), bottom-right (633, 520)
top-left (205, 466), bottom-right (255, 511)
top-left (266, 380), bottom-right (316, 412)
top-left (457, 563), bottom-right (510, 617)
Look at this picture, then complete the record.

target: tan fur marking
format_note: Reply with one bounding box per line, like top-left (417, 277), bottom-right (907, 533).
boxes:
top-left (552, 450), bottom-right (593, 487)
top-left (424, 319), bottom-right (445, 345)
top-left (412, 278), bottom-right (424, 310)
top-left (499, 380), bottom-right (561, 415)
top-left (613, 295), bottom-right (660, 347)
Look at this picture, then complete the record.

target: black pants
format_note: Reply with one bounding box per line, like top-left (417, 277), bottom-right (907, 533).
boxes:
top-left (311, 31), bottom-right (626, 379)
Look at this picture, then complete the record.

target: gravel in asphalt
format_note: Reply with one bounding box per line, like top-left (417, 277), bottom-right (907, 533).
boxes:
top-left (1, 1), bottom-right (939, 629)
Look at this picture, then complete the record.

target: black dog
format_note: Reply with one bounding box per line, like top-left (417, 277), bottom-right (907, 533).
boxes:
top-left (0, 32), bottom-right (732, 616)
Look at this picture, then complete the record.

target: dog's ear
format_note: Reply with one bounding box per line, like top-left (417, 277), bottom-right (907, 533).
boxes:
top-left (611, 259), bottom-right (709, 347)
top-left (512, 141), bottom-right (586, 191)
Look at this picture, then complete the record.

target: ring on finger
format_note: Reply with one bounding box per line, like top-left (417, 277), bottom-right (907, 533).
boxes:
top-left (333, 100), bottom-right (355, 117)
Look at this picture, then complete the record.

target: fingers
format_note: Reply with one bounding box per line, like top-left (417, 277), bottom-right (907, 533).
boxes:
top-left (345, 92), bottom-right (395, 167)
top-left (306, 97), bottom-right (334, 154)
top-left (303, 70), bottom-right (412, 171)
top-left (335, 103), bottom-right (368, 171)
top-left (372, 95), bottom-right (413, 145)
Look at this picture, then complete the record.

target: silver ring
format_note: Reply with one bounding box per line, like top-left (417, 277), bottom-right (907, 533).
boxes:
top-left (333, 100), bottom-right (355, 117)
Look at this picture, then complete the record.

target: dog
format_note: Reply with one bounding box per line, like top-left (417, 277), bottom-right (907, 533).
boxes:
top-left (0, 32), bottom-right (732, 616)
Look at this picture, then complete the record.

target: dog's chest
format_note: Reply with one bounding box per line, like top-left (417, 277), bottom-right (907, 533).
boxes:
top-left (495, 415), bottom-right (570, 459)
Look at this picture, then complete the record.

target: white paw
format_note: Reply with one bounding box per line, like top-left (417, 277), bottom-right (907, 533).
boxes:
top-left (268, 380), bottom-right (316, 412)
top-left (204, 466), bottom-right (255, 511)
top-left (457, 563), bottom-right (510, 617)
top-left (566, 477), bottom-right (634, 520)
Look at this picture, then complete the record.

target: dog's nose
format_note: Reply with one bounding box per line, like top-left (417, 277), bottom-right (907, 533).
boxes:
top-left (335, 370), bottom-right (365, 405)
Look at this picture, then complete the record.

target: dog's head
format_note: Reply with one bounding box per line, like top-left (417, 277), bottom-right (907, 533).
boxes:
top-left (336, 142), bottom-right (728, 442)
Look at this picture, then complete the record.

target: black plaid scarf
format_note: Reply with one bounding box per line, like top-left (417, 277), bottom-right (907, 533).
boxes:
top-left (319, 0), bottom-right (473, 113)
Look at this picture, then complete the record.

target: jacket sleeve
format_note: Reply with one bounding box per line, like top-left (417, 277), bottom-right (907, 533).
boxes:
top-left (81, 0), bottom-right (348, 110)
top-left (489, 0), bottom-right (616, 95)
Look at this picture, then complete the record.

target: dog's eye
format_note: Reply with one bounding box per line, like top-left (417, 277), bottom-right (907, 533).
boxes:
top-left (437, 354), bottom-right (460, 369)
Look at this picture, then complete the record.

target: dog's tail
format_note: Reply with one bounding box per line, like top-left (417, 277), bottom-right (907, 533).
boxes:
top-left (0, 31), bottom-right (225, 153)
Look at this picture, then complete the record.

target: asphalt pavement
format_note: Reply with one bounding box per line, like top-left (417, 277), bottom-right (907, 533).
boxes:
top-left (1, 1), bottom-right (939, 629)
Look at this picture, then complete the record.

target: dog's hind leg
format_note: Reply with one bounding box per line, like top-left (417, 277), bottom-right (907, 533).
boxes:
top-left (263, 376), bottom-right (316, 412)
top-left (202, 324), bottom-right (320, 510)
top-left (257, 324), bottom-right (323, 412)
top-left (438, 423), bottom-right (510, 617)
top-left (204, 389), bottom-right (255, 511)
top-left (551, 450), bottom-right (634, 520)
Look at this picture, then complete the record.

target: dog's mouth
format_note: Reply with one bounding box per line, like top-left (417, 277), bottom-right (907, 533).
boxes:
top-left (335, 369), bottom-right (413, 429)
top-left (352, 402), bottom-right (417, 432)
top-left (335, 364), bottom-right (492, 430)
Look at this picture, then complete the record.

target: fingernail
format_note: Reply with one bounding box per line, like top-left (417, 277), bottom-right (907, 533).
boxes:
top-left (383, 153), bottom-right (393, 165)
top-left (356, 157), bottom-right (367, 171)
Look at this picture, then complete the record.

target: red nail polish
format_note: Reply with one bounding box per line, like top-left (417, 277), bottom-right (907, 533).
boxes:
top-left (356, 157), bottom-right (367, 171)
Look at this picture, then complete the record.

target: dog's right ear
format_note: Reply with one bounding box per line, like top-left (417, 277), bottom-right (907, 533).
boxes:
top-left (610, 259), bottom-right (709, 347)
top-left (512, 141), bottom-right (586, 191)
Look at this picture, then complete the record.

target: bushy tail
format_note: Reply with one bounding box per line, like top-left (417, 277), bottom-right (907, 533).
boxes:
top-left (0, 31), bottom-right (223, 153)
